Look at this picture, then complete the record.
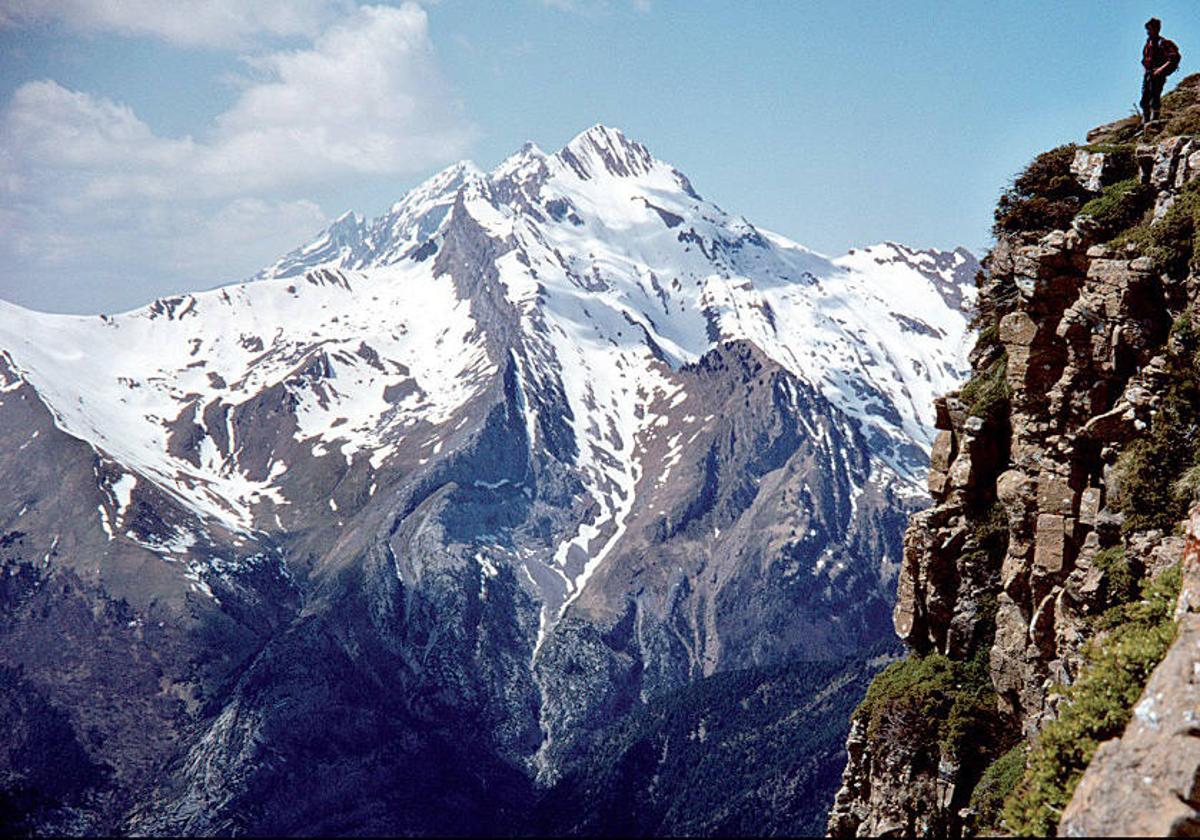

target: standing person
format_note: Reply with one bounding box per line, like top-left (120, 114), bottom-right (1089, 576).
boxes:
top-left (1141, 17), bottom-right (1181, 125)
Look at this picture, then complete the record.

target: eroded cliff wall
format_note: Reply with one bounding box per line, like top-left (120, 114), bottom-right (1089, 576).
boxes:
top-left (830, 74), bottom-right (1200, 837)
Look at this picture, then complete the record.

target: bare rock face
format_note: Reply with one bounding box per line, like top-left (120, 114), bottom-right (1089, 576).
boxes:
top-left (827, 715), bottom-right (960, 837)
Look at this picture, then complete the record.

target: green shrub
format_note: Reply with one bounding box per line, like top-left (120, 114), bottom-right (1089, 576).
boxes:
top-left (974, 322), bottom-right (999, 355)
top-left (971, 501), bottom-right (1009, 552)
top-left (960, 353), bottom-right (1009, 419)
top-left (857, 649), bottom-right (1005, 765)
top-left (942, 649), bottom-right (1006, 755)
top-left (1093, 545), bottom-right (1136, 613)
top-left (1076, 177), bottom-right (1153, 237)
top-left (969, 744), bottom-right (1026, 834)
top-left (994, 146), bottom-right (1091, 237)
top-left (1112, 179), bottom-right (1200, 276)
top-left (1081, 142), bottom-right (1133, 156)
top-left (1002, 565), bottom-right (1181, 836)
top-left (857, 654), bottom-right (956, 747)
top-left (1112, 312), bottom-right (1200, 533)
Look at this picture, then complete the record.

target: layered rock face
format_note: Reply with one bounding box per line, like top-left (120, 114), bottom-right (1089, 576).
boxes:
top-left (830, 112), bottom-right (1200, 837)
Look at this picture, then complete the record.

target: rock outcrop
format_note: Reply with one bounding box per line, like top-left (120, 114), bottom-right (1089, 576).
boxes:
top-left (1058, 506), bottom-right (1200, 836)
top-left (831, 76), bottom-right (1200, 838)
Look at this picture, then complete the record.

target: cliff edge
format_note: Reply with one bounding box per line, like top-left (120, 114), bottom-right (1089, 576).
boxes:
top-left (829, 73), bottom-right (1200, 837)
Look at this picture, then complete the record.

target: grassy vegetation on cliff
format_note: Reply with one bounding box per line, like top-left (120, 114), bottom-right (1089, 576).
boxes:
top-left (967, 744), bottom-right (1026, 835)
top-left (1001, 564), bottom-right (1182, 835)
top-left (856, 648), bottom-right (1007, 768)
top-left (1113, 313), bottom-right (1200, 532)
top-left (1092, 545), bottom-right (1136, 616)
top-left (1076, 177), bottom-right (1154, 238)
top-left (993, 145), bottom-right (1091, 238)
top-left (1113, 179), bottom-right (1200, 276)
top-left (960, 352), bottom-right (1009, 419)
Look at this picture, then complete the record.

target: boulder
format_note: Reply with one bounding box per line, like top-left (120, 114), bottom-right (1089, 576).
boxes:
top-left (930, 430), bottom-right (956, 473)
top-left (1033, 513), bottom-right (1072, 574)
top-left (1150, 136), bottom-right (1188, 189)
top-left (999, 311), bottom-right (1039, 346)
top-left (1070, 149), bottom-right (1109, 192)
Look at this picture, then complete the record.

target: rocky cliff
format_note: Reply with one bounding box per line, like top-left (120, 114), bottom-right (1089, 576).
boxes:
top-left (829, 73), bottom-right (1200, 837)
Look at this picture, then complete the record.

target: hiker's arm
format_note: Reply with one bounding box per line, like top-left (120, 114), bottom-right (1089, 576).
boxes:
top-left (1155, 62), bottom-right (1172, 77)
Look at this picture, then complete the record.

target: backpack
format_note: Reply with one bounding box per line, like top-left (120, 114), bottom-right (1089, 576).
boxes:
top-left (1163, 38), bottom-right (1181, 75)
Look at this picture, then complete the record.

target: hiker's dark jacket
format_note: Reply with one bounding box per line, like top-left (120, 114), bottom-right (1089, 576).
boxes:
top-left (1143, 35), bottom-right (1181, 75)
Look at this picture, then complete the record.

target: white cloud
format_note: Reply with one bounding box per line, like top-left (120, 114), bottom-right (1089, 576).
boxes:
top-left (0, 0), bottom-right (355, 48)
top-left (0, 2), bottom-right (475, 313)
top-left (207, 3), bottom-right (474, 187)
top-left (539, 0), bottom-right (650, 13)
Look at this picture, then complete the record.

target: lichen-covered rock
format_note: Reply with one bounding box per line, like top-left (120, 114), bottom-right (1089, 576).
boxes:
top-left (1070, 148), bottom-right (1114, 193)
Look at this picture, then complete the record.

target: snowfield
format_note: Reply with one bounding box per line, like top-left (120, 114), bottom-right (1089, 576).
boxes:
top-left (0, 123), bottom-right (976, 612)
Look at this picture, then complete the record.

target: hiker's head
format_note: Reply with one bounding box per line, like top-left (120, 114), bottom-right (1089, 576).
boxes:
top-left (1146, 17), bottom-right (1162, 36)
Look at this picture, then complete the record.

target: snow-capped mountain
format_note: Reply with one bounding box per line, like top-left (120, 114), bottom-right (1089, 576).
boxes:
top-left (259, 125), bottom-right (973, 476)
top-left (0, 125), bottom-right (976, 834)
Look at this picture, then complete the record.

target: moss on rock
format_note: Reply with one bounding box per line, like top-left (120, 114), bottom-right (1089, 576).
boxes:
top-left (960, 352), bottom-right (1009, 420)
top-left (1076, 177), bottom-right (1154, 238)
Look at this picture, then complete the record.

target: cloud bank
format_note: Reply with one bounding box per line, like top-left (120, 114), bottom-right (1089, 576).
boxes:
top-left (0, 2), bottom-right (474, 313)
top-left (0, 0), bottom-right (355, 48)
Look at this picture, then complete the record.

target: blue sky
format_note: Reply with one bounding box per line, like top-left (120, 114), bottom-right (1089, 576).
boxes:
top-left (1, 0), bottom-right (1196, 313)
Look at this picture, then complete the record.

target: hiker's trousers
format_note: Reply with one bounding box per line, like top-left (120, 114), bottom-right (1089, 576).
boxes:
top-left (1142, 71), bottom-right (1166, 119)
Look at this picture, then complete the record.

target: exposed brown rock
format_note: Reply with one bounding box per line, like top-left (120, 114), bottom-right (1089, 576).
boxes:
top-left (831, 128), bottom-right (1200, 837)
top-left (931, 430), bottom-right (957, 473)
top-left (1059, 508), bottom-right (1200, 837)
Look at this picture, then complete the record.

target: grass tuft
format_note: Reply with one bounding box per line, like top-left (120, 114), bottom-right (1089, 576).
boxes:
top-left (960, 353), bottom-right (1009, 419)
top-left (1112, 312), bottom-right (1200, 533)
top-left (1075, 177), bottom-right (1154, 238)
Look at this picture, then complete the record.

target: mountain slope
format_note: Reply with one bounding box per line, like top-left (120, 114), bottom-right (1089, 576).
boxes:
top-left (0, 125), bottom-right (976, 834)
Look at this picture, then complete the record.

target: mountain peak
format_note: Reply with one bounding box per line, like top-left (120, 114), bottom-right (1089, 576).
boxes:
top-left (329, 210), bottom-right (362, 231)
top-left (556, 123), bottom-right (653, 180)
top-left (492, 141), bottom-right (548, 182)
